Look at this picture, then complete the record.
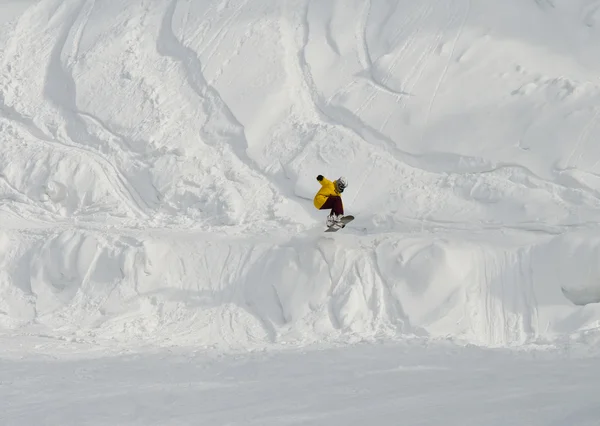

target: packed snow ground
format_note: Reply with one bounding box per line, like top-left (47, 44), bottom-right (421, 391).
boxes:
top-left (2, 338), bottom-right (600, 426)
top-left (0, 338), bottom-right (600, 426)
top-left (2, 0), bottom-right (600, 353)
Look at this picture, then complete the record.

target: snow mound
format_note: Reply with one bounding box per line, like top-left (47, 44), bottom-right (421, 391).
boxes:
top-left (2, 227), bottom-right (600, 350)
top-left (2, 0), bottom-right (600, 350)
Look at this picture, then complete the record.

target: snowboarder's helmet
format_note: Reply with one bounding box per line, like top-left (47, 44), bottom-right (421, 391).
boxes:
top-left (335, 176), bottom-right (347, 192)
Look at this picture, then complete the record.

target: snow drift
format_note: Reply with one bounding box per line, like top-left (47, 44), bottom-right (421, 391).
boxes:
top-left (2, 227), bottom-right (600, 349)
top-left (2, 0), bottom-right (600, 350)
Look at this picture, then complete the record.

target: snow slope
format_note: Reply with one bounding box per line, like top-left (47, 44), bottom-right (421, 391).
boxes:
top-left (2, 0), bottom-right (600, 351)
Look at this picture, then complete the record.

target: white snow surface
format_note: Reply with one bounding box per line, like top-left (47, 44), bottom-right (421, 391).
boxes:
top-left (2, 338), bottom-right (600, 426)
top-left (2, 0), bottom-right (600, 353)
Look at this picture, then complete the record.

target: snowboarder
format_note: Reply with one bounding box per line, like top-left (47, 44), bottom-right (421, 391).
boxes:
top-left (313, 175), bottom-right (347, 228)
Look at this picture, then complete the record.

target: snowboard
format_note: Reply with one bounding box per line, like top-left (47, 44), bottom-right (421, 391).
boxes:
top-left (325, 215), bottom-right (354, 232)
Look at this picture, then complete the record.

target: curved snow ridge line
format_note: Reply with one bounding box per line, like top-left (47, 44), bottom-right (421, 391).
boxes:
top-left (364, 0), bottom-right (468, 131)
top-left (289, 0), bottom-right (416, 164)
top-left (76, 111), bottom-right (154, 159)
top-left (1, 104), bottom-right (150, 220)
top-left (13, 121), bottom-right (150, 219)
top-left (354, 2), bottom-right (441, 117)
top-left (296, 0), bottom-right (595, 206)
top-left (43, 0), bottom-right (154, 218)
top-left (156, 0), bottom-right (248, 156)
top-left (63, 0), bottom-right (95, 69)
top-left (61, 0), bottom-right (157, 159)
top-left (156, 0), bottom-right (304, 214)
top-left (290, 0), bottom-right (491, 179)
top-left (1, 228), bottom-right (599, 349)
top-left (353, 0), bottom-right (414, 100)
top-left (2, 0), bottom-right (154, 220)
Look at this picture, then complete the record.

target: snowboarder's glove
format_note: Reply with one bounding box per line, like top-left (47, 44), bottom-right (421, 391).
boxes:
top-left (317, 175), bottom-right (323, 181)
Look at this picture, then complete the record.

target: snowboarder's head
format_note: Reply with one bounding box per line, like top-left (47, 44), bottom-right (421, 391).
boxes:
top-left (335, 176), bottom-right (347, 193)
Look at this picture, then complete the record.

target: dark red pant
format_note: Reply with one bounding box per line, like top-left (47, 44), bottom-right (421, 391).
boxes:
top-left (320, 196), bottom-right (344, 216)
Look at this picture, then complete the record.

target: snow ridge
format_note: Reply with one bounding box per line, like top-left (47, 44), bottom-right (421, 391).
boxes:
top-left (1, 227), bottom-right (600, 350)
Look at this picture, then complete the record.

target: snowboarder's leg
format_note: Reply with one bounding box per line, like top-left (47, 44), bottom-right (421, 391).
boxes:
top-left (319, 196), bottom-right (344, 226)
top-left (320, 196), bottom-right (343, 215)
top-left (331, 196), bottom-right (344, 216)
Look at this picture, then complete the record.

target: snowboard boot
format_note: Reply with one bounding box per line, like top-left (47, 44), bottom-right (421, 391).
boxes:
top-left (327, 214), bottom-right (344, 228)
top-left (326, 214), bottom-right (335, 227)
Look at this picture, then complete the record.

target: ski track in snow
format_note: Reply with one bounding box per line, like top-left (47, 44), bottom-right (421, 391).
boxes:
top-left (1, 0), bottom-right (600, 352)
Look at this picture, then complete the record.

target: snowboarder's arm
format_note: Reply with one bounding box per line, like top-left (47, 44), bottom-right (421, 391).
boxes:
top-left (317, 175), bottom-right (331, 186)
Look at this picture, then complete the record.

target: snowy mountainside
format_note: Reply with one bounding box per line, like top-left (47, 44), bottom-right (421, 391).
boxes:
top-left (2, 0), bottom-right (600, 350)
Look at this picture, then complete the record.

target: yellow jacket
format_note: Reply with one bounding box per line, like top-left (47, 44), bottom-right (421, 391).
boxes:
top-left (313, 176), bottom-right (343, 209)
